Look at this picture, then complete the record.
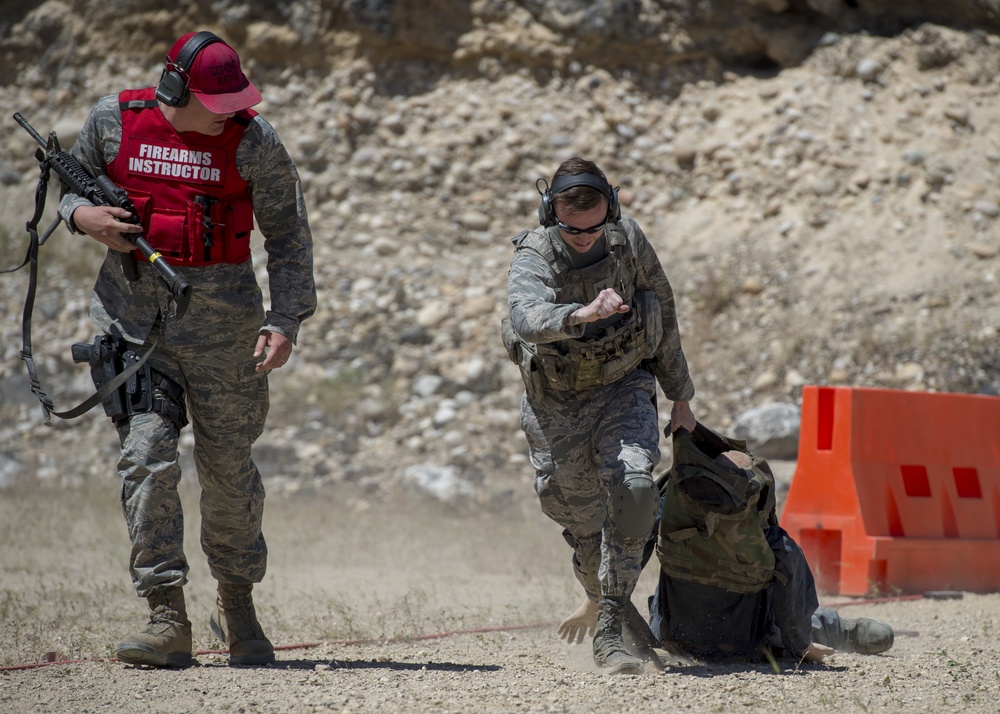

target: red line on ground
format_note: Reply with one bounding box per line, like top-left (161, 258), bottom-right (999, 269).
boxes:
top-left (0, 621), bottom-right (551, 673)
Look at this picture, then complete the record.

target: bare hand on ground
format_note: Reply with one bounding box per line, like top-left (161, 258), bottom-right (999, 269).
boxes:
top-left (802, 642), bottom-right (835, 662)
top-left (558, 598), bottom-right (598, 644)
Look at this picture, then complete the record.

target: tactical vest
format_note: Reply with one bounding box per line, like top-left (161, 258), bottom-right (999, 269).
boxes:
top-left (656, 425), bottom-right (781, 594)
top-left (501, 222), bottom-right (663, 396)
top-left (107, 88), bottom-right (256, 266)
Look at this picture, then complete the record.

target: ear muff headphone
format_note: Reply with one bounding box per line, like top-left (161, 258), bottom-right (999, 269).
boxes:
top-left (537, 172), bottom-right (621, 227)
top-left (155, 31), bottom-right (224, 107)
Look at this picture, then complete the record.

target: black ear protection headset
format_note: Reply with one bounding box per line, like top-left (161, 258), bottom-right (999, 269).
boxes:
top-left (537, 172), bottom-right (621, 227)
top-left (155, 31), bottom-right (224, 107)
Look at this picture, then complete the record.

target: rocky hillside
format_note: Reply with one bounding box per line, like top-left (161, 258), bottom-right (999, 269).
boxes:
top-left (1, 1), bottom-right (998, 506)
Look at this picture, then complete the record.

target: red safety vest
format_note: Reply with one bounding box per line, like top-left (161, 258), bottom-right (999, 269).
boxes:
top-left (107, 88), bottom-right (256, 266)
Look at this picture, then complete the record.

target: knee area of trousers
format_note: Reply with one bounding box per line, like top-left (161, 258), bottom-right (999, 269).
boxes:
top-left (609, 471), bottom-right (658, 540)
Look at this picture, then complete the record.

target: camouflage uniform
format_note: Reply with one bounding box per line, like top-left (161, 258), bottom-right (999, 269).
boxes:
top-left (59, 94), bottom-right (316, 597)
top-left (506, 216), bottom-right (694, 600)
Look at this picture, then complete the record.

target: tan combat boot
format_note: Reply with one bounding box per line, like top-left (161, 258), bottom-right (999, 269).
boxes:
top-left (593, 596), bottom-right (645, 675)
top-left (209, 583), bottom-right (275, 665)
top-left (116, 586), bottom-right (193, 667)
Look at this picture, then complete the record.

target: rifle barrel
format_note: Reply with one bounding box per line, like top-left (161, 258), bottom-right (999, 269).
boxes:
top-left (13, 112), bottom-right (47, 148)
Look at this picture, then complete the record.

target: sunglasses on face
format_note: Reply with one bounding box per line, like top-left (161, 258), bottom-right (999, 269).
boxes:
top-left (555, 217), bottom-right (609, 235)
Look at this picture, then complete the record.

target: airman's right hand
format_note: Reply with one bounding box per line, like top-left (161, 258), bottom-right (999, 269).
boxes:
top-left (569, 288), bottom-right (630, 325)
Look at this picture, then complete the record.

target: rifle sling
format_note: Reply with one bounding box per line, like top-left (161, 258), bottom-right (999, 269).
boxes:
top-left (12, 154), bottom-right (157, 426)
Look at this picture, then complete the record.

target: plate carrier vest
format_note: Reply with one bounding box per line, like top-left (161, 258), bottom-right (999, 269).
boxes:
top-left (107, 88), bottom-right (256, 266)
top-left (656, 424), bottom-right (782, 594)
top-left (501, 223), bottom-right (663, 397)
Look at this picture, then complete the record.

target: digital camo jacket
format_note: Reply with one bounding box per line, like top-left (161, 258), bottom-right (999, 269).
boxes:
top-left (506, 216), bottom-right (695, 402)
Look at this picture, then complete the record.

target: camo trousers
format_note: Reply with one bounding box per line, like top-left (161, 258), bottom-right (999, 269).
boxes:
top-left (520, 367), bottom-right (660, 598)
top-left (113, 275), bottom-right (269, 598)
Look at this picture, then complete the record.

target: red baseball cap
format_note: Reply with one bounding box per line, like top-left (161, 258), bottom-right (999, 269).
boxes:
top-left (168, 32), bottom-right (262, 114)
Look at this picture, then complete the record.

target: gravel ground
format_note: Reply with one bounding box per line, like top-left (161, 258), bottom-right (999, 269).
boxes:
top-left (1, 477), bottom-right (997, 714)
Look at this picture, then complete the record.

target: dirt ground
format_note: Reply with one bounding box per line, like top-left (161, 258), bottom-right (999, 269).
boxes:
top-left (1, 473), bottom-right (998, 714)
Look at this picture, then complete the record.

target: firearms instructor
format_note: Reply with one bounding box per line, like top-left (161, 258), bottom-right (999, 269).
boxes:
top-left (503, 157), bottom-right (696, 675)
top-left (58, 31), bottom-right (316, 667)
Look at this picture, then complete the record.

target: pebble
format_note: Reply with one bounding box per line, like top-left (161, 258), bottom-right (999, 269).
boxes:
top-left (971, 242), bottom-right (999, 259)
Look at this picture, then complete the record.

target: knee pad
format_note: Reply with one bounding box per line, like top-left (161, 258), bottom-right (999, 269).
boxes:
top-left (610, 470), bottom-right (658, 540)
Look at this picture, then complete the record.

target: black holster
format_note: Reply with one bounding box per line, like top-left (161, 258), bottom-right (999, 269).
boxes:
top-left (71, 334), bottom-right (187, 428)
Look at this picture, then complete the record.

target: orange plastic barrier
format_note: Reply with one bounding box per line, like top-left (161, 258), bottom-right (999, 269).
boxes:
top-left (781, 385), bottom-right (1000, 596)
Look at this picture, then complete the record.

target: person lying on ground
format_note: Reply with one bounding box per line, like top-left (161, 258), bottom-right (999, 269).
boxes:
top-left (557, 423), bottom-right (894, 665)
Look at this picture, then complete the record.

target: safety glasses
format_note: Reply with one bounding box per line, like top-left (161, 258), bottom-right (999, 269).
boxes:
top-left (555, 217), bottom-right (609, 235)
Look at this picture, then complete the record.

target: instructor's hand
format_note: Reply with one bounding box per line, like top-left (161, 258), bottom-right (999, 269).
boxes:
top-left (255, 330), bottom-right (292, 372)
top-left (71, 205), bottom-right (142, 252)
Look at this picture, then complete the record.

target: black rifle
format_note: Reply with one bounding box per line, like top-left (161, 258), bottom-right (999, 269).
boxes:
top-left (7, 112), bottom-right (186, 425)
top-left (13, 112), bottom-right (192, 317)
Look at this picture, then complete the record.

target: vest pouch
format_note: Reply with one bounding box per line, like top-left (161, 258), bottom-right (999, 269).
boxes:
top-left (547, 315), bottom-right (645, 391)
top-left (500, 317), bottom-right (521, 364)
top-left (594, 313), bottom-right (646, 386)
top-left (501, 317), bottom-right (546, 399)
top-left (122, 190), bottom-right (170, 262)
top-left (598, 348), bottom-right (644, 386)
top-left (534, 342), bottom-right (574, 393)
top-left (183, 194), bottom-right (254, 265)
top-left (186, 198), bottom-right (212, 263)
top-left (530, 329), bottom-right (641, 392)
top-left (124, 189), bottom-right (154, 226)
top-left (144, 204), bottom-right (188, 258)
top-left (222, 197), bottom-right (254, 263)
